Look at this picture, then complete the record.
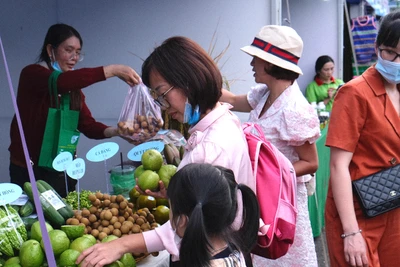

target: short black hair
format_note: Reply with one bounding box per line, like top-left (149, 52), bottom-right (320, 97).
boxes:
top-left (141, 36), bottom-right (222, 114)
top-left (376, 10), bottom-right (400, 48)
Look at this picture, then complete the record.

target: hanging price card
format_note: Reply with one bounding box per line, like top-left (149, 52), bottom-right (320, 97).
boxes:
top-left (66, 158), bottom-right (86, 180)
top-left (52, 151), bottom-right (73, 172)
top-left (0, 183), bottom-right (22, 205)
top-left (127, 140), bottom-right (164, 161)
top-left (86, 142), bottom-right (119, 162)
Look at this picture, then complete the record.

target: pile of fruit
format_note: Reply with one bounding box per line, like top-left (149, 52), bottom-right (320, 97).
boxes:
top-left (1, 220), bottom-right (137, 267)
top-left (0, 145), bottom-right (182, 267)
top-left (65, 192), bottom-right (159, 241)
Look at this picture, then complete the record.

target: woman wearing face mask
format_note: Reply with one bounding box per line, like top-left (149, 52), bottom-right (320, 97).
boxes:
top-left (305, 55), bottom-right (344, 111)
top-left (8, 23), bottom-right (140, 197)
top-left (76, 36), bottom-right (256, 267)
top-left (325, 10), bottom-right (400, 267)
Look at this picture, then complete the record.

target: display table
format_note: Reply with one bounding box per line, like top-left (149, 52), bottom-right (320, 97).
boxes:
top-left (308, 126), bottom-right (330, 237)
top-left (137, 250), bottom-right (170, 267)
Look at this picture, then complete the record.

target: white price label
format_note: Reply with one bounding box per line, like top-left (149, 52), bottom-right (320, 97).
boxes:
top-left (41, 190), bottom-right (65, 211)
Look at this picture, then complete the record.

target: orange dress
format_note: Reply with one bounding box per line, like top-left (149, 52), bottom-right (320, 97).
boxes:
top-left (325, 66), bottom-right (400, 267)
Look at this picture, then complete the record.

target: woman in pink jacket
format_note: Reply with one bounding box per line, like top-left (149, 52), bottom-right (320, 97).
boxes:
top-left (77, 36), bottom-right (256, 267)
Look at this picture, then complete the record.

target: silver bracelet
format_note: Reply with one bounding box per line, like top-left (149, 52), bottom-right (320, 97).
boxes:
top-left (341, 229), bottom-right (362, 239)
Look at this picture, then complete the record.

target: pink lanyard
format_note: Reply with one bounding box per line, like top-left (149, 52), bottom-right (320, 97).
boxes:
top-left (0, 36), bottom-right (57, 267)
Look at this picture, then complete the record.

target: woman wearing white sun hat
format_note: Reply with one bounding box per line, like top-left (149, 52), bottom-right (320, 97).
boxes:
top-left (220, 25), bottom-right (320, 266)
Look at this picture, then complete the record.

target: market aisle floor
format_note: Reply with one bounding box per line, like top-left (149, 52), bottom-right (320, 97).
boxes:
top-left (315, 227), bottom-right (330, 267)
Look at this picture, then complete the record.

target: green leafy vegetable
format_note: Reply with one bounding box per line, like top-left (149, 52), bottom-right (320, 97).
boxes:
top-left (63, 190), bottom-right (96, 210)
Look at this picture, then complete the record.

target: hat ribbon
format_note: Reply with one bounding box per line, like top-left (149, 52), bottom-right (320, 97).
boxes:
top-left (251, 37), bottom-right (299, 65)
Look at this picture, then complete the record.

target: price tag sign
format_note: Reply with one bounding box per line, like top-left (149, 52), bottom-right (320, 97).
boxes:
top-left (127, 140), bottom-right (164, 161)
top-left (52, 152), bottom-right (73, 172)
top-left (66, 158), bottom-right (86, 180)
top-left (86, 142), bottom-right (119, 162)
top-left (0, 183), bottom-right (22, 205)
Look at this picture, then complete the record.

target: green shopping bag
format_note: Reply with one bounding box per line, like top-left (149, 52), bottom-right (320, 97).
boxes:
top-left (38, 71), bottom-right (81, 170)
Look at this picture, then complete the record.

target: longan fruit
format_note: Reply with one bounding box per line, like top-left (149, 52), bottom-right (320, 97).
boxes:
top-left (80, 217), bottom-right (90, 226)
top-left (107, 225), bottom-right (114, 232)
top-left (120, 224), bottom-right (130, 234)
top-left (110, 203), bottom-right (119, 209)
top-left (110, 216), bottom-right (118, 225)
top-left (66, 218), bottom-right (73, 225)
top-left (110, 208), bottom-right (119, 217)
top-left (93, 199), bottom-right (101, 207)
top-left (95, 192), bottom-right (103, 200)
top-left (112, 229), bottom-right (122, 237)
top-left (103, 199), bottom-right (111, 207)
top-left (81, 209), bottom-right (90, 217)
top-left (69, 218), bottom-right (80, 225)
top-left (103, 193), bottom-right (110, 200)
top-left (104, 210), bottom-right (113, 221)
top-left (86, 226), bottom-right (92, 233)
top-left (92, 221), bottom-right (100, 229)
top-left (116, 195), bottom-right (125, 203)
top-left (91, 229), bottom-right (100, 238)
top-left (110, 195), bottom-right (117, 203)
top-left (102, 227), bottom-right (111, 235)
top-left (98, 232), bottom-right (107, 241)
top-left (135, 218), bottom-right (145, 226)
top-left (89, 206), bottom-right (98, 214)
top-left (89, 214), bottom-right (97, 223)
top-left (141, 223), bottom-right (150, 231)
top-left (113, 221), bottom-right (122, 229)
top-left (131, 224), bottom-right (141, 234)
top-left (88, 194), bottom-right (97, 202)
top-left (119, 201), bottom-right (128, 210)
top-left (118, 216), bottom-right (125, 223)
top-left (101, 220), bottom-right (110, 227)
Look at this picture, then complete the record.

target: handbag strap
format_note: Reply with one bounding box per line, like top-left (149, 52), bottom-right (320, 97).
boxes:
top-left (48, 70), bottom-right (71, 110)
top-left (48, 70), bottom-right (61, 108)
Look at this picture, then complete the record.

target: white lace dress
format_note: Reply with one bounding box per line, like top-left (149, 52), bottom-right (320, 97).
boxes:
top-left (247, 82), bottom-right (320, 267)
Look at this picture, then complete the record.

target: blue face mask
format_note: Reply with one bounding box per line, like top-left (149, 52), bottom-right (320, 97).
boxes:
top-left (183, 99), bottom-right (200, 125)
top-left (51, 50), bottom-right (62, 72)
top-left (51, 61), bottom-right (62, 72)
top-left (375, 54), bottom-right (400, 84)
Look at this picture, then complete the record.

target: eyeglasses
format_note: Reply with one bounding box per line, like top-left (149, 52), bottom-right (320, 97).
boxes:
top-left (154, 86), bottom-right (174, 108)
top-left (378, 48), bottom-right (400, 62)
top-left (57, 47), bottom-right (84, 62)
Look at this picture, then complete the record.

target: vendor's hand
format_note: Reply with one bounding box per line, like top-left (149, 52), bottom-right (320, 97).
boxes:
top-left (118, 135), bottom-right (137, 145)
top-left (76, 240), bottom-right (124, 267)
top-left (343, 234), bottom-right (369, 267)
top-left (104, 64), bottom-right (141, 87)
top-left (135, 179), bottom-right (167, 199)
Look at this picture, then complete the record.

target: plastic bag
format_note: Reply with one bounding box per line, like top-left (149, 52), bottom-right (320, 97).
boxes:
top-left (117, 83), bottom-right (163, 145)
top-left (148, 129), bottom-right (187, 147)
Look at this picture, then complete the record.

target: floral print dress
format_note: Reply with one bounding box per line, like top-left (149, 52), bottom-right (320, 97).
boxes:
top-left (247, 82), bottom-right (320, 267)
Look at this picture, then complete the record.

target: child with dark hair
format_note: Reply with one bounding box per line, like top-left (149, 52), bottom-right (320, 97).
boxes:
top-left (167, 163), bottom-right (260, 267)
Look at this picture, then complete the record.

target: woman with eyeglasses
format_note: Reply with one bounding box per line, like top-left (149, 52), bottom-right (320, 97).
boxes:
top-left (325, 10), bottom-right (400, 266)
top-left (77, 36), bottom-right (256, 267)
top-left (8, 23), bottom-right (141, 197)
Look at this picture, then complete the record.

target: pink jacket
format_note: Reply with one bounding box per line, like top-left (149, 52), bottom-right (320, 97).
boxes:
top-left (142, 102), bottom-right (255, 260)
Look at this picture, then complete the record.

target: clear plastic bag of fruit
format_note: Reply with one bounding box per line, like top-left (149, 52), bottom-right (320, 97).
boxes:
top-left (117, 83), bottom-right (163, 145)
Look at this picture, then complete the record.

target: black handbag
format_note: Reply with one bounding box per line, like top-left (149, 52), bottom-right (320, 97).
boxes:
top-left (352, 164), bottom-right (400, 218)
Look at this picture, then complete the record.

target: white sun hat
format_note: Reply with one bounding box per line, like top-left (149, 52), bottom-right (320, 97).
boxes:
top-left (241, 25), bottom-right (303, 75)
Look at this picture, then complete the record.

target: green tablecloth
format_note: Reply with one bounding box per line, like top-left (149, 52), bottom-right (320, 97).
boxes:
top-left (308, 126), bottom-right (330, 237)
